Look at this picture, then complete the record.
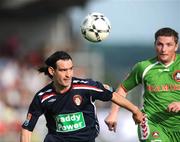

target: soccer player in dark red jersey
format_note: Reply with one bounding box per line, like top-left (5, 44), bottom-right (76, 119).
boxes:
top-left (20, 51), bottom-right (144, 142)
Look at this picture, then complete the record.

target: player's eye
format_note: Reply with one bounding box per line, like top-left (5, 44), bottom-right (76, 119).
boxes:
top-left (58, 68), bottom-right (67, 72)
top-left (166, 43), bottom-right (174, 47)
top-left (156, 42), bottom-right (162, 46)
top-left (58, 67), bottom-right (73, 72)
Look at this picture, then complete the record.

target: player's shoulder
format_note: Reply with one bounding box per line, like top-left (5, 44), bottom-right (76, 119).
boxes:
top-left (72, 77), bottom-right (95, 85)
top-left (131, 57), bottom-right (157, 74)
top-left (35, 82), bottom-right (55, 98)
top-left (175, 54), bottom-right (180, 66)
top-left (136, 57), bottom-right (157, 68)
top-left (176, 53), bottom-right (180, 59)
top-left (36, 82), bottom-right (53, 94)
top-left (72, 77), bottom-right (103, 89)
top-left (72, 77), bottom-right (104, 92)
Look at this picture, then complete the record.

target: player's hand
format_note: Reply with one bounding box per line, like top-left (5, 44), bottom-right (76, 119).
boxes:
top-left (104, 113), bottom-right (118, 132)
top-left (132, 108), bottom-right (144, 124)
top-left (167, 102), bottom-right (180, 113)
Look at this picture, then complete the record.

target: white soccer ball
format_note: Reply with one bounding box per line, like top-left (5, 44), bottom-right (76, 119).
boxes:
top-left (81, 12), bottom-right (111, 42)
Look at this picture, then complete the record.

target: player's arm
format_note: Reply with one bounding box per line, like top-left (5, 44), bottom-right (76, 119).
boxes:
top-left (20, 128), bottom-right (32, 142)
top-left (104, 86), bottom-right (126, 132)
top-left (111, 90), bottom-right (143, 123)
top-left (167, 102), bottom-right (180, 113)
top-left (20, 94), bottom-right (43, 142)
top-left (105, 63), bottom-right (143, 132)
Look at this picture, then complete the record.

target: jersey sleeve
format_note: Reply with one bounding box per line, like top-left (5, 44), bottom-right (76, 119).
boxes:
top-left (22, 94), bottom-right (44, 131)
top-left (88, 79), bottom-right (113, 101)
top-left (122, 62), bottom-right (143, 91)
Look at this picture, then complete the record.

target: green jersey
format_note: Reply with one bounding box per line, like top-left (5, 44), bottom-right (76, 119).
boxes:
top-left (122, 54), bottom-right (180, 131)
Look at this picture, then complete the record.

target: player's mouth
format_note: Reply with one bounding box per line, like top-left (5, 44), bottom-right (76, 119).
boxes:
top-left (158, 54), bottom-right (169, 61)
top-left (159, 53), bottom-right (168, 57)
top-left (64, 78), bottom-right (72, 83)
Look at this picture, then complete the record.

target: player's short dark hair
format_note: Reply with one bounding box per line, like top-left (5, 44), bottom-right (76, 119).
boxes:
top-left (155, 27), bottom-right (179, 44)
top-left (38, 51), bottom-right (72, 78)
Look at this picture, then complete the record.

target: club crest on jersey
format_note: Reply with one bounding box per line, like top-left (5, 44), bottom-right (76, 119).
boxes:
top-left (173, 70), bottom-right (180, 82)
top-left (152, 131), bottom-right (159, 138)
top-left (73, 95), bottom-right (82, 106)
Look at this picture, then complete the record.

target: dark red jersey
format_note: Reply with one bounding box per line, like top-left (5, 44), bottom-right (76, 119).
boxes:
top-left (22, 77), bottom-right (113, 141)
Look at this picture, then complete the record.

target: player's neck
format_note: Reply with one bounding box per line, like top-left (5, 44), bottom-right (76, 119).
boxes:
top-left (158, 54), bottom-right (176, 67)
top-left (53, 82), bottom-right (71, 94)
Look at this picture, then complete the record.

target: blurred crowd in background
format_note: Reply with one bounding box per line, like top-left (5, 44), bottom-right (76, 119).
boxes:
top-left (0, 36), bottom-right (48, 141)
top-left (0, 0), bottom-right (179, 142)
top-left (0, 1), bottom-right (88, 140)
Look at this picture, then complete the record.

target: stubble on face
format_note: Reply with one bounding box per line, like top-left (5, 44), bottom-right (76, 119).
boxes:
top-left (155, 36), bottom-right (178, 65)
top-left (53, 59), bottom-right (73, 93)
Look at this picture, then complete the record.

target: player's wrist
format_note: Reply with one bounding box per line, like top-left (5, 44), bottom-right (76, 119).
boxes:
top-left (132, 106), bottom-right (140, 115)
top-left (111, 104), bottom-right (120, 113)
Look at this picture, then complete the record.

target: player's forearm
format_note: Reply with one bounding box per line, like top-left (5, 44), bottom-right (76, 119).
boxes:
top-left (20, 128), bottom-right (32, 142)
top-left (111, 92), bottom-right (139, 115)
top-left (109, 85), bottom-right (128, 114)
top-left (109, 103), bottom-right (120, 115)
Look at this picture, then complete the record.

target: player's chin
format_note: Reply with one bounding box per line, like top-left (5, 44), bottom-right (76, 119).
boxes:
top-left (159, 56), bottom-right (169, 63)
top-left (63, 80), bottom-right (72, 86)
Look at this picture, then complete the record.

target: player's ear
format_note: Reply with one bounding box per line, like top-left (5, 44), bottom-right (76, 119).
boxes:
top-left (48, 66), bottom-right (54, 76)
top-left (175, 43), bottom-right (179, 51)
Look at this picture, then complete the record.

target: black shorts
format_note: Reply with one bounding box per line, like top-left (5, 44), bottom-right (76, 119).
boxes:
top-left (44, 134), bottom-right (66, 142)
top-left (44, 134), bottom-right (95, 142)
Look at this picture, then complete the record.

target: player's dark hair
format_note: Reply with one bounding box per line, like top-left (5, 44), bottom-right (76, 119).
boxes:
top-left (155, 27), bottom-right (179, 44)
top-left (38, 51), bottom-right (72, 78)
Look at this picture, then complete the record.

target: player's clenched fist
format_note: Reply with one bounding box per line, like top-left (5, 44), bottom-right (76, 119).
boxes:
top-left (167, 102), bottom-right (180, 113)
top-left (132, 108), bottom-right (144, 124)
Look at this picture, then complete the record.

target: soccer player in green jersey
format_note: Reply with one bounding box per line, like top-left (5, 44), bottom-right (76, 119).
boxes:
top-left (105, 27), bottom-right (180, 142)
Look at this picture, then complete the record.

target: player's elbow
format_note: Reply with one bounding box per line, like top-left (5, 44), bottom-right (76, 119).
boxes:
top-left (20, 128), bottom-right (32, 142)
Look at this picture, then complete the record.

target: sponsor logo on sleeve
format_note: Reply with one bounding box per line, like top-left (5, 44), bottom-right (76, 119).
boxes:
top-left (24, 113), bottom-right (32, 126)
